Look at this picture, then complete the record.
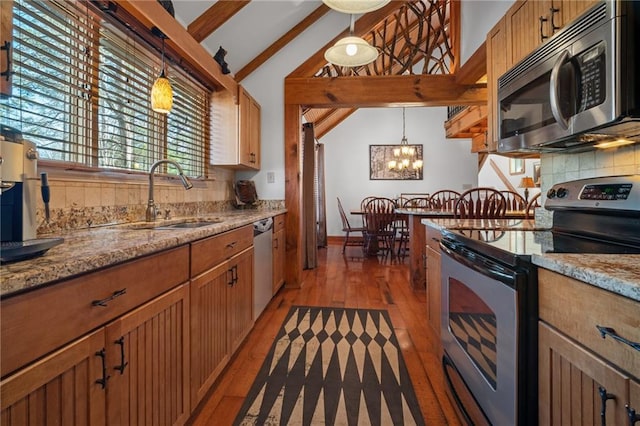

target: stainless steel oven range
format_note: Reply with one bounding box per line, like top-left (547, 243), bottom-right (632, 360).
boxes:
top-left (439, 175), bottom-right (640, 425)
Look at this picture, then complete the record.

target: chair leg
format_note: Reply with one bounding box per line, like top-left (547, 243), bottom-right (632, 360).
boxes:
top-left (342, 230), bottom-right (349, 253)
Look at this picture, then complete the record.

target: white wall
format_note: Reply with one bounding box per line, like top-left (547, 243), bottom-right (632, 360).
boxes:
top-left (322, 107), bottom-right (478, 236)
top-left (460, 1), bottom-right (514, 64)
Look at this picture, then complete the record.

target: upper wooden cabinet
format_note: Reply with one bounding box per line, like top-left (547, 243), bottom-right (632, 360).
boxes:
top-left (209, 85), bottom-right (261, 170)
top-left (0, 0), bottom-right (13, 98)
top-left (238, 85), bottom-right (261, 170)
top-left (485, 17), bottom-right (507, 152)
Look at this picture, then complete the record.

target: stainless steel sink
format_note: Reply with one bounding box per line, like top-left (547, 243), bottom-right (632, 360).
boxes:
top-left (120, 218), bottom-right (223, 230)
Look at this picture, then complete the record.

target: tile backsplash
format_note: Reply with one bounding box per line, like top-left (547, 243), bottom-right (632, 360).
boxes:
top-left (36, 166), bottom-right (283, 234)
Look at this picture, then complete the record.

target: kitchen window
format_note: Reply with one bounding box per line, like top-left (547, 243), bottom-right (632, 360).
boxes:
top-left (0, 0), bottom-right (209, 178)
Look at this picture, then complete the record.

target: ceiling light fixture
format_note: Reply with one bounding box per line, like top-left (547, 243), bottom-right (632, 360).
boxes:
top-left (322, 0), bottom-right (390, 14)
top-left (387, 108), bottom-right (423, 173)
top-left (324, 14), bottom-right (378, 67)
top-left (151, 34), bottom-right (173, 114)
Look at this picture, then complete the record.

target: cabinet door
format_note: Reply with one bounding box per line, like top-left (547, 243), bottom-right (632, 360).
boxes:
top-left (248, 95), bottom-right (261, 169)
top-left (506, 0), bottom-right (552, 66)
top-left (106, 284), bottom-right (190, 426)
top-left (485, 17), bottom-right (507, 152)
top-left (229, 247), bottom-right (254, 352)
top-left (426, 245), bottom-right (441, 343)
top-left (539, 322), bottom-right (629, 425)
top-left (238, 86), bottom-right (260, 170)
top-left (555, 0), bottom-right (599, 30)
top-left (0, 0), bottom-right (13, 98)
top-left (273, 227), bottom-right (285, 294)
top-left (190, 262), bottom-right (230, 408)
top-left (0, 329), bottom-right (106, 426)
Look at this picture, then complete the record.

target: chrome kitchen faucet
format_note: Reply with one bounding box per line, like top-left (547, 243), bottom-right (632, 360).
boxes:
top-left (146, 159), bottom-right (193, 222)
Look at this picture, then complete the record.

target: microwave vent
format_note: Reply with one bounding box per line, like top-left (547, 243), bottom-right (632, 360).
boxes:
top-left (499, 2), bottom-right (607, 90)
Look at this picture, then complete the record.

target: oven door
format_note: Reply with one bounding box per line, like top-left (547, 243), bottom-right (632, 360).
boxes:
top-left (440, 240), bottom-right (520, 425)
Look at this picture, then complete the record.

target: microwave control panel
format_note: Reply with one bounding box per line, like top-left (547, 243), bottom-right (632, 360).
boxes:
top-left (578, 42), bottom-right (606, 112)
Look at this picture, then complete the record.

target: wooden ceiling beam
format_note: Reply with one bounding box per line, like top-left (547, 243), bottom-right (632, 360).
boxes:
top-left (285, 75), bottom-right (486, 108)
top-left (187, 1), bottom-right (251, 43)
top-left (236, 4), bottom-right (330, 82)
top-left (288, 1), bottom-right (404, 77)
top-left (455, 42), bottom-right (487, 85)
top-left (314, 108), bottom-right (357, 138)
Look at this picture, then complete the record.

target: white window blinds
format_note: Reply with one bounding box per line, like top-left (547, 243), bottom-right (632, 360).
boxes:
top-left (0, 0), bottom-right (209, 178)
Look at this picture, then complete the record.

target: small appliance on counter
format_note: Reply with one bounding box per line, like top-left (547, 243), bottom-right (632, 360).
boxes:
top-left (1, 126), bottom-right (63, 263)
top-left (234, 180), bottom-right (258, 208)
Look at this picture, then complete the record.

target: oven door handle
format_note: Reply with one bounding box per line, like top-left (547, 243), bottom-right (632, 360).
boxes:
top-left (440, 238), bottom-right (517, 286)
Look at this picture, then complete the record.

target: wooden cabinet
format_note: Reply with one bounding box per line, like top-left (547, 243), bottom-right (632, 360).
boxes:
top-left (0, 0), bottom-right (13, 98)
top-left (1, 329), bottom-right (107, 426)
top-left (485, 17), bottom-right (507, 152)
top-left (425, 223), bottom-right (442, 351)
top-left (209, 85), bottom-right (260, 170)
top-left (189, 226), bottom-right (254, 408)
top-left (538, 269), bottom-right (640, 425)
top-left (238, 85), bottom-right (261, 170)
top-left (505, 0), bottom-right (552, 66)
top-left (272, 213), bottom-right (286, 294)
top-left (106, 285), bottom-right (190, 426)
top-left (1, 273), bottom-right (190, 426)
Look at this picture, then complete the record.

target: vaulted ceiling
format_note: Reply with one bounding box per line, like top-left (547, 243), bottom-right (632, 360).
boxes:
top-left (171, 0), bottom-right (485, 138)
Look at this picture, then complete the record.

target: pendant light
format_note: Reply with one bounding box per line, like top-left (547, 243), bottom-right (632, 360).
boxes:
top-left (151, 35), bottom-right (173, 114)
top-left (324, 14), bottom-right (378, 67)
top-left (322, 0), bottom-right (390, 14)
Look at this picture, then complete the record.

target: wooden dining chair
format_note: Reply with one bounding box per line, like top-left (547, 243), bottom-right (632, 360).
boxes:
top-left (500, 190), bottom-right (527, 211)
top-left (525, 192), bottom-right (542, 219)
top-left (360, 196), bottom-right (378, 210)
top-left (337, 197), bottom-right (366, 253)
top-left (362, 197), bottom-right (397, 257)
top-left (429, 190), bottom-right (461, 211)
top-left (454, 187), bottom-right (507, 219)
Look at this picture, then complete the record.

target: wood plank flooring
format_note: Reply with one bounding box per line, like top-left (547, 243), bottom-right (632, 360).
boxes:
top-left (188, 244), bottom-right (462, 425)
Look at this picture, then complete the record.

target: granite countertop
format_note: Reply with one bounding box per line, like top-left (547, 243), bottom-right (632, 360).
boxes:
top-left (531, 254), bottom-right (640, 302)
top-left (0, 209), bottom-right (286, 298)
top-left (421, 218), bottom-right (639, 302)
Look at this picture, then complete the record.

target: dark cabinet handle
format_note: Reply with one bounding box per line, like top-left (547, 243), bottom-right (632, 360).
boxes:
top-left (232, 265), bottom-right (238, 284)
top-left (1, 41), bottom-right (14, 81)
top-left (227, 266), bottom-right (235, 286)
top-left (539, 16), bottom-right (549, 42)
top-left (596, 325), bottom-right (640, 352)
top-left (549, 7), bottom-right (560, 33)
top-left (599, 386), bottom-right (615, 426)
top-left (627, 405), bottom-right (640, 425)
top-left (226, 241), bottom-right (237, 249)
top-left (92, 288), bottom-right (127, 307)
top-left (95, 349), bottom-right (110, 389)
top-left (114, 336), bottom-right (128, 374)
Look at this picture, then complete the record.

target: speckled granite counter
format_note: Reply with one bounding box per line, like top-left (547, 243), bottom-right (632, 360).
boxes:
top-left (0, 209), bottom-right (286, 298)
top-left (532, 254), bottom-right (640, 302)
top-left (420, 217), bottom-right (542, 232)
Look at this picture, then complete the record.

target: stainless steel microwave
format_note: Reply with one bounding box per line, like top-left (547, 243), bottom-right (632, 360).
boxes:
top-left (497, 1), bottom-right (640, 153)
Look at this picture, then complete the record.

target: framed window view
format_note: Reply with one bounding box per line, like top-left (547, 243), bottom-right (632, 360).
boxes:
top-left (509, 158), bottom-right (524, 175)
top-left (369, 144), bottom-right (423, 180)
top-left (533, 162), bottom-right (541, 186)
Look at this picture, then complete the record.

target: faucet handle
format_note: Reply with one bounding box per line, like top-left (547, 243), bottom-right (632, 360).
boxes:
top-left (164, 209), bottom-right (171, 220)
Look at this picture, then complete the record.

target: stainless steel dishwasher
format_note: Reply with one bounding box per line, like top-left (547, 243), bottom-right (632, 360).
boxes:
top-left (253, 218), bottom-right (273, 320)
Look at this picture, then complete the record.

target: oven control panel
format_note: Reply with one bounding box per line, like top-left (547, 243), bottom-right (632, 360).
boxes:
top-left (545, 175), bottom-right (640, 212)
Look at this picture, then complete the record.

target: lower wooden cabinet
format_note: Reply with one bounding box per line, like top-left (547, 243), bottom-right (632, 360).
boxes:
top-left (106, 285), bottom-right (190, 426)
top-left (272, 213), bottom-right (285, 293)
top-left (1, 284), bottom-right (190, 426)
top-left (538, 269), bottom-right (640, 425)
top-left (189, 229), bottom-right (254, 409)
top-left (0, 329), bottom-right (107, 426)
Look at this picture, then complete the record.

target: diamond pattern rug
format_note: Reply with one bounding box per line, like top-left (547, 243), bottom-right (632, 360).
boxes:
top-left (234, 306), bottom-right (426, 425)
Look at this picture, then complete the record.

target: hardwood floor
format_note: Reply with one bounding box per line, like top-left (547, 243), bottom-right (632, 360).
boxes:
top-left (188, 243), bottom-right (462, 425)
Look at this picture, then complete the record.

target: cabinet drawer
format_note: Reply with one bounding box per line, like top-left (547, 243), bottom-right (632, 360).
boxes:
top-left (274, 214), bottom-right (285, 233)
top-left (1, 245), bottom-right (189, 378)
top-left (538, 269), bottom-right (640, 379)
top-left (191, 225), bottom-right (253, 277)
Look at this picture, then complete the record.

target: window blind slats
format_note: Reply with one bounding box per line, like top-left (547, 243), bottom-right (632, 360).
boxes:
top-left (1, 0), bottom-right (209, 178)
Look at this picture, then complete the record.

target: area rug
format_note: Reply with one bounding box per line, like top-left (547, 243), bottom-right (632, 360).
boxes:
top-left (234, 306), bottom-right (426, 425)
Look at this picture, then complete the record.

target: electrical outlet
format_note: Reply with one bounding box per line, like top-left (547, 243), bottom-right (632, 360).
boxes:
top-left (267, 171), bottom-right (275, 183)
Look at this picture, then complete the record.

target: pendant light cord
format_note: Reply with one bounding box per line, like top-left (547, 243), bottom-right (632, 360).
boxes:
top-left (160, 37), bottom-right (166, 77)
top-left (402, 107), bottom-right (407, 143)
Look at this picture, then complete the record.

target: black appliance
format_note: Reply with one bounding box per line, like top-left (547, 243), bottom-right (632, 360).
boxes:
top-left (498, 1), bottom-right (640, 153)
top-left (439, 175), bottom-right (640, 425)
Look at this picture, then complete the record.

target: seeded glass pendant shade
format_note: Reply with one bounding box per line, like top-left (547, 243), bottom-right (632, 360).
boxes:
top-left (322, 0), bottom-right (390, 14)
top-left (388, 108), bottom-right (423, 171)
top-left (151, 36), bottom-right (173, 114)
top-left (324, 14), bottom-right (378, 67)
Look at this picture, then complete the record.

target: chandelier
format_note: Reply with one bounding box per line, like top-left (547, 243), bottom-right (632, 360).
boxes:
top-left (387, 108), bottom-right (423, 172)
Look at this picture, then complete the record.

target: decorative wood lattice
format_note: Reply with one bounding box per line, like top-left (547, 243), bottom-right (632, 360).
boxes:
top-left (316, 0), bottom-right (453, 78)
